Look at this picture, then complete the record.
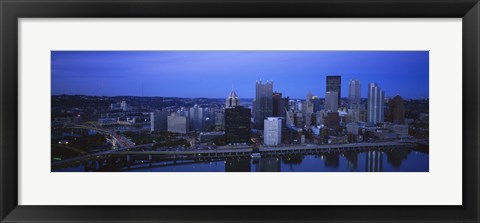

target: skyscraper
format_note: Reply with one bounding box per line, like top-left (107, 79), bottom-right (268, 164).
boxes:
top-left (349, 79), bottom-right (361, 109)
top-left (150, 110), bottom-right (169, 132)
top-left (387, 95), bottom-right (405, 124)
top-left (226, 90), bottom-right (240, 108)
top-left (272, 92), bottom-right (284, 117)
top-left (325, 91), bottom-right (339, 112)
top-left (189, 104), bottom-right (204, 131)
top-left (264, 117), bottom-right (282, 146)
top-left (225, 106), bottom-right (252, 144)
top-left (326, 76), bottom-right (341, 107)
top-left (367, 83), bottom-right (385, 124)
top-left (254, 80), bottom-right (273, 129)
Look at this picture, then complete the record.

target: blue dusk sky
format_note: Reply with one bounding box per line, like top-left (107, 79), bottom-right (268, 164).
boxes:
top-left (51, 51), bottom-right (429, 99)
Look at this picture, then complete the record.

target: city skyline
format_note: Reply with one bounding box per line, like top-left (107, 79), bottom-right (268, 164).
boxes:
top-left (52, 51), bottom-right (429, 99)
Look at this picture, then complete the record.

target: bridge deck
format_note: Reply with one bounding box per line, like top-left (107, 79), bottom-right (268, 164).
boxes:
top-left (52, 142), bottom-right (413, 167)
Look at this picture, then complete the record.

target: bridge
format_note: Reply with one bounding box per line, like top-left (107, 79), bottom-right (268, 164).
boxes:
top-left (66, 124), bottom-right (135, 148)
top-left (51, 141), bottom-right (414, 170)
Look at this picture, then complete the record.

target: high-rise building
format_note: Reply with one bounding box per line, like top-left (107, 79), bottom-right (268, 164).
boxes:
top-left (367, 83), bottom-right (385, 124)
top-left (326, 76), bottom-right (341, 107)
top-left (150, 110), bottom-right (169, 132)
top-left (167, 114), bottom-right (189, 134)
top-left (226, 90), bottom-right (240, 108)
top-left (349, 79), bottom-right (361, 109)
top-left (189, 104), bottom-right (204, 131)
top-left (325, 91), bottom-right (339, 112)
top-left (286, 110), bottom-right (295, 127)
top-left (294, 111), bottom-right (304, 128)
top-left (254, 80), bottom-right (273, 129)
top-left (214, 111), bottom-right (225, 129)
top-left (311, 96), bottom-right (321, 112)
top-left (324, 112), bottom-right (340, 129)
top-left (264, 117), bottom-right (282, 146)
top-left (302, 101), bottom-right (314, 126)
top-left (272, 92), bottom-right (285, 117)
top-left (387, 95), bottom-right (405, 124)
top-left (225, 106), bottom-right (251, 144)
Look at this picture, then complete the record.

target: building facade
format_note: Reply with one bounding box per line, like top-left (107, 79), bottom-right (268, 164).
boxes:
top-left (387, 95), bottom-right (406, 124)
top-left (254, 80), bottom-right (273, 129)
top-left (367, 83), bottom-right (385, 124)
top-left (326, 76), bottom-right (341, 107)
top-left (226, 90), bottom-right (240, 108)
top-left (225, 106), bottom-right (252, 144)
top-left (167, 114), bottom-right (189, 134)
top-left (264, 117), bottom-right (282, 146)
top-left (349, 79), bottom-right (361, 109)
top-left (325, 91), bottom-right (339, 112)
top-left (189, 104), bottom-right (204, 131)
top-left (150, 110), bottom-right (169, 132)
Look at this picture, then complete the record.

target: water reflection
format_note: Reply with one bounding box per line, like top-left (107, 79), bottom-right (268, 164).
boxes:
top-left (256, 157), bottom-right (281, 172)
top-left (54, 148), bottom-right (429, 172)
top-left (225, 159), bottom-right (251, 172)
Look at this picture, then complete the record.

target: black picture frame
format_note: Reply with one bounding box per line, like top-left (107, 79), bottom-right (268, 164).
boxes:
top-left (1, 0), bottom-right (479, 222)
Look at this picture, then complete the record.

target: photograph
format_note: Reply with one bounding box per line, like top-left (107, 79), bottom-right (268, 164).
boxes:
top-left (51, 50), bottom-right (429, 172)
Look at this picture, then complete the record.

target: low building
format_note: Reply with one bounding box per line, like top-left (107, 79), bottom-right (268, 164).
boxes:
top-left (346, 122), bottom-right (360, 135)
top-left (199, 132), bottom-right (225, 143)
top-left (98, 118), bottom-right (117, 126)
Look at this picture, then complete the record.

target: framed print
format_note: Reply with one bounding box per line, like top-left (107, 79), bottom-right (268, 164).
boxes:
top-left (1, 0), bottom-right (479, 222)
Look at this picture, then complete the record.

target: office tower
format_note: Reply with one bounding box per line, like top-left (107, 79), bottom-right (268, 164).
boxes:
top-left (150, 110), bottom-right (169, 132)
top-left (189, 104), bottom-right (204, 131)
top-left (167, 114), bottom-right (189, 134)
top-left (288, 100), bottom-right (296, 111)
top-left (254, 80), bottom-right (273, 129)
top-left (302, 101), bottom-right (314, 126)
top-left (326, 76), bottom-right (341, 107)
top-left (324, 112), bottom-right (340, 129)
top-left (387, 95), bottom-right (405, 124)
top-left (286, 110), bottom-right (295, 127)
top-left (294, 111), bottom-right (304, 128)
top-left (315, 110), bottom-right (329, 125)
top-left (202, 107), bottom-right (214, 131)
top-left (214, 111), bottom-right (224, 129)
top-left (264, 117), bottom-right (282, 146)
top-left (367, 83), bottom-right (385, 124)
top-left (311, 96), bottom-right (321, 112)
top-left (325, 91), bottom-right (339, 112)
top-left (349, 79), bottom-right (361, 109)
top-left (225, 106), bottom-right (251, 144)
top-left (272, 92), bottom-right (285, 117)
top-left (226, 90), bottom-right (240, 108)
top-left (296, 100), bottom-right (303, 111)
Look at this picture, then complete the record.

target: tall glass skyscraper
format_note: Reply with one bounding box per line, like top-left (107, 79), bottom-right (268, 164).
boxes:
top-left (225, 106), bottom-right (251, 144)
top-left (254, 80), bottom-right (273, 129)
top-left (325, 91), bottom-right (339, 112)
top-left (349, 79), bottom-right (361, 109)
top-left (367, 83), bottom-right (385, 124)
top-left (326, 76), bottom-right (341, 107)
